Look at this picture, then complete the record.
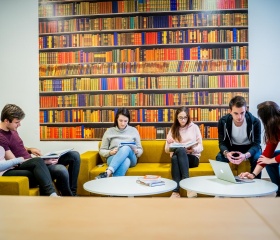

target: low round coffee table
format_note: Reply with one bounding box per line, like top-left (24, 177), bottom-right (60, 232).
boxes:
top-left (179, 176), bottom-right (278, 198)
top-left (84, 176), bottom-right (177, 197)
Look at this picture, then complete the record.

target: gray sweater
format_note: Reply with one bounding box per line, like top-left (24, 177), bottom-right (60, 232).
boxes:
top-left (0, 157), bottom-right (24, 176)
top-left (99, 126), bottom-right (143, 159)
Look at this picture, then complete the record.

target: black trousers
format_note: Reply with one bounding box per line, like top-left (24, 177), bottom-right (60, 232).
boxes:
top-left (171, 147), bottom-right (199, 192)
top-left (3, 157), bottom-right (55, 196)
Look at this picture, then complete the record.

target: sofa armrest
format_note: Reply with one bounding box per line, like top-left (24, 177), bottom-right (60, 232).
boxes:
top-left (77, 151), bottom-right (101, 196)
top-left (0, 176), bottom-right (30, 196)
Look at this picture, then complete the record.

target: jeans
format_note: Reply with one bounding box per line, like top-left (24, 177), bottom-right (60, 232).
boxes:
top-left (107, 146), bottom-right (137, 176)
top-left (216, 149), bottom-right (262, 179)
top-left (3, 157), bottom-right (55, 196)
top-left (171, 148), bottom-right (199, 192)
top-left (47, 151), bottom-right (80, 196)
top-left (265, 150), bottom-right (280, 196)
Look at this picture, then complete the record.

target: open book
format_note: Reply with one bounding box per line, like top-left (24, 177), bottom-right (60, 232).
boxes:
top-left (119, 142), bottom-right (137, 150)
top-left (169, 141), bottom-right (198, 152)
top-left (136, 175), bottom-right (165, 187)
top-left (41, 148), bottom-right (73, 159)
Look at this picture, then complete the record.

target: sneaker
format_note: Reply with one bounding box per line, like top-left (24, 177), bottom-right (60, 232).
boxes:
top-left (95, 172), bottom-right (108, 179)
top-left (187, 190), bottom-right (197, 198)
top-left (170, 192), bottom-right (181, 198)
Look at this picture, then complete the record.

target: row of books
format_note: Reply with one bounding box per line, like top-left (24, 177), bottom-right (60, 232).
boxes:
top-left (39, 46), bottom-right (248, 64)
top-left (40, 75), bottom-right (249, 92)
top-left (39, 124), bottom-right (218, 140)
top-left (39, 29), bottom-right (247, 49)
top-left (40, 107), bottom-right (230, 123)
top-left (39, 12), bottom-right (248, 34)
top-left (39, 92), bottom-right (249, 108)
top-left (39, 0), bottom-right (248, 18)
top-left (39, 59), bottom-right (248, 77)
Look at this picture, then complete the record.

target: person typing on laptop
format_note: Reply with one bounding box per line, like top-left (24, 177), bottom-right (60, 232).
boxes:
top-left (215, 96), bottom-right (262, 178)
top-left (0, 104), bottom-right (80, 196)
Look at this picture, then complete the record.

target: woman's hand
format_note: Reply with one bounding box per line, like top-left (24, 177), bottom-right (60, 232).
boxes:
top-left (186, 147), bottom-right (193, 154)
top-left (257, 155), bottom-right (276, 165)
top-left (109, 148), bottom-right (118, 156)
top-left (44, 158), bottom-right (58, 165)
top-left (239, 172), bottom-right (255, 179)
top-left (166, 137), bottom-right (174, 144)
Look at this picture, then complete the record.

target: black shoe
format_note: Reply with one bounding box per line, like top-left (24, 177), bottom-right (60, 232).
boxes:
top-left (95, 172), bottom-right (108, 179)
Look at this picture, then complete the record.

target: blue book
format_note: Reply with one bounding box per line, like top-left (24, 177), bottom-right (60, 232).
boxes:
top-left (113, 32), bottom-right (118, 46)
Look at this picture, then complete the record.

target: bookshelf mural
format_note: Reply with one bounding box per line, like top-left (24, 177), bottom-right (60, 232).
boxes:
top-left (38, 0), bottom-right (249, 140)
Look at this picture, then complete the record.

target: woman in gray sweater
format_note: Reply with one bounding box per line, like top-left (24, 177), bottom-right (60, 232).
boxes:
top-left (96, 108), bottom-right (143, 178)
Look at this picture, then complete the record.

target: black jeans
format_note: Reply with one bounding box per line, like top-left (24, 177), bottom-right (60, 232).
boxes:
top-left (47, 151), bottom-right (80, 196)
top-left (171, 148), bottom-right (199, 192)
top-left (3, 157), bottom-right (55, 196)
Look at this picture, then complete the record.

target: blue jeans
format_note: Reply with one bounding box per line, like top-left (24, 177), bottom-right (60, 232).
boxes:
top-left (47, 151), bottom-right (80, 196)
top-left (216, 149), bottom-right (262, 179)
top-left (265, 150), bottom-right (280, 196)
top-left (171, 147), bottom-right (199, 192)
top-left (107, 146), bottom-right (137, 176)
top-left (3, 157), bottom-right (55, 196)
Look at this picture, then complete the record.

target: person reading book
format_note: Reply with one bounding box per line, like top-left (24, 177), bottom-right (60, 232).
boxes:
top-left (239, 101), bottom-right (280, 197)
top-left (0, 104), bottom-right (80, 196)
top-left (165, 106), bottom-right (203, 198)
top-left (96, 108), bottom-right (143, 178)
top-left (0, 146), bottom-right (58, 196)
top-left (215, 96), bottom-right (262, 178)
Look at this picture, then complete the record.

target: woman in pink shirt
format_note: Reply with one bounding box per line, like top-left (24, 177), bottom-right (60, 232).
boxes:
top-left (165, 106), bottom-right (203, 198)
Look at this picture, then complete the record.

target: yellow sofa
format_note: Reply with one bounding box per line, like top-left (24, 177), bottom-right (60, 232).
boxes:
top-left (77, 140), bottom-right (251, 196)
top-left (0, 176), bottom-right (39, 196)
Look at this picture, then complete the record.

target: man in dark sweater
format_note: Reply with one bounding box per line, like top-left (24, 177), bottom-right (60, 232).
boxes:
top-left (216, 96), bottom-right (262, 178)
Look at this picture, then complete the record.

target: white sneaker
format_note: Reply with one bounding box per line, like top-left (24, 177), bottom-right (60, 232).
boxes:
top-left (187, 190), bottom-right (197, 198)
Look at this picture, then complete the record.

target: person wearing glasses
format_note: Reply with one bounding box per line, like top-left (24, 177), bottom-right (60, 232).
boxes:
top-left (216, 96), bottom-right (262, 178)
top-left (165, 106), bottom-right (203, 198)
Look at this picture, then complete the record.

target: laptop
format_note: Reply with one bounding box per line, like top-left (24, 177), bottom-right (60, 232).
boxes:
top-left (209, 160), bottom-right (254, 184)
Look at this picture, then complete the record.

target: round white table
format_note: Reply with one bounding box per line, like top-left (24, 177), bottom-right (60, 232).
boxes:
top-left (179, 176), bottom-right (278, 198)
top-left (84, 176), bottom-right (177, 197)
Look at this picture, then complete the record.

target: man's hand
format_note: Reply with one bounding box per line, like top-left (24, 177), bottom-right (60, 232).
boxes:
top-left (44, 158), bottom-right (58, 165)
top-left (226, 151), bottom-right (245, 165)
top-left (28, 148), bottom-right (42, 157)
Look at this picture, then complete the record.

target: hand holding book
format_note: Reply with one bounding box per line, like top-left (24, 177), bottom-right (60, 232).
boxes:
top-left (169, 141), bottom-right (198, 152)
top-left (119, 142), bottom-right (137, 150)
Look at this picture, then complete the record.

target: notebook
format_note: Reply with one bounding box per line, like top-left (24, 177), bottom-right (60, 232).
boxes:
top-left (209, 160), bottom-right (254, 184)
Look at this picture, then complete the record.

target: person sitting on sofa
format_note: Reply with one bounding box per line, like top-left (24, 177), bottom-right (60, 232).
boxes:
top-left (165, 106), bottom-right (203, 198)
top-left (0, 146), bottom-right (58, 197)
top-left (215, 96), bottom-right (262, 178)
top-left (0, 103), bottom-right (80, 196)
top-left (96, 108), bottom-right (143, 178)
top-left (240, 101), bottom-right (280, 197)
